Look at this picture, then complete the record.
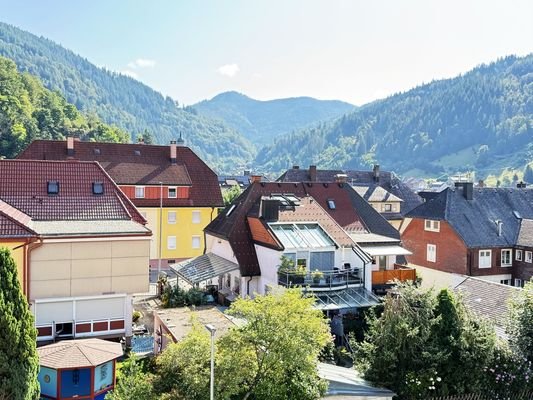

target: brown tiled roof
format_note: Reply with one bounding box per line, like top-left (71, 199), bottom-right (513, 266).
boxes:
top-left (18, 140), bottom-right (223, 208)
top-left (37, 338), bottom-right (123, 369)
top-left (0, 214), bottom-right (36, 238)
top-left (206, 182), bottom-right (398, 276)
top-left (0, 160), bottom-right (146, 226)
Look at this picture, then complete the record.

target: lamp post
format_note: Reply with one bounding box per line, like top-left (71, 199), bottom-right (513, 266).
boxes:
top-left (205, 324), bottom-right (216, 400)
top-left (158, 181), bottom-right (163, 276)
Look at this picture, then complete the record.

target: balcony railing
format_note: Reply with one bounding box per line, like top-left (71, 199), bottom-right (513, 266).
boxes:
top-left (278, 269), bottom-right (363, 290)
top-left (372, 267), bottom-right (416, 286)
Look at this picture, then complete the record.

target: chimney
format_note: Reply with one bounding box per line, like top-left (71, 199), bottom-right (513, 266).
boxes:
top-left (334, 173), bottom-right (348, 184)
top-left (517, 181), bottom-right (527, 189)
top-left (373, 164), bottom-right (380, 182)
top-left (177, 132), bottom-right (185, 147)
top-left (309, 165), bottom-right (317, 182)
top-left (293, 165), bottom-right (299, 170)
top-left (250, 175), bottom-right (262, 184)
top-left (67, 137), bottom-right (75, 156)
top-left (170, 140), bottom-right (177, 164)
top-left (496, 220), bottom-right (503, 237)
top-left (137, 137), bottom-right (145, 144)
top-left (455, 182), bottom-right (474, 200)
top-left (261, 199), bottom-right (280, 222)
top-left (478, 180), bottom-right (484, 188)
top-left (243, 170), bottom-right (251, 176)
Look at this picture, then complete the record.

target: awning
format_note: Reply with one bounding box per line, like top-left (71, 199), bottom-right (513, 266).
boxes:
top-left (360, 245), bottom-right (412, 256)
top-left (170, 253), bottom-right (239, 285)
top-left (314, 288), bottom-right (381, 311)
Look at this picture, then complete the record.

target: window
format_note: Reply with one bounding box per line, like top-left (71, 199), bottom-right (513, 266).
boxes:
top-left (192, 210), bottom-right (201, 224)
top-left (500, 279), bottom-right (510, 286)
top-left (424, 219), bottom-right (440, 232)
top-left (92, 182), bottom-right (104, 195)
top-left (516, 250), bottom-right (523, 261)
top-left (327, 199), bottom-right (336, 210)
top-left (383, 204), bottom-right (392, 212)
top-left (47, 181), bottom-right (59, 195)
top-left (479, 250), bottom-right (492, 268)
top-left (192, 236), bottom-right (201, 249)
top-left (501, 249), bottom-right (512, 266)
top-left (514, 279), bottom-right (523, 288)
top-left (426, 244), bottom-right (436, 263)
top-left (168, 187), bottom-right (177, 198)
top-left (167, 211), bottom-right (176, 224)
top-left (167, 236), bottom-right (176, 250)
top-left (526, 251), bottom-right (533, 263)
top-left (135, 186), bottom-right (145, 198)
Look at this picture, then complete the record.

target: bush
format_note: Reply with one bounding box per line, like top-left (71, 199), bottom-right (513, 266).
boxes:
top-left (161, 285), bottom-right (207, 308)
top-left (132, 310), bottom-right (142, 323)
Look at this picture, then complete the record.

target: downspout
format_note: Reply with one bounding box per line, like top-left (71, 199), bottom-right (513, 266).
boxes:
top-left (247, 276), bottom-right (253, 297)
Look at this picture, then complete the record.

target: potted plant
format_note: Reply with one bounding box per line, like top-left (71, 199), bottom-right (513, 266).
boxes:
top-left (312, 269), bottom-right (324, 284)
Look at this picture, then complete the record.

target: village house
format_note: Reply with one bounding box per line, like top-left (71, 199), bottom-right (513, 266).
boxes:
top-left (17, 137), bottom-right (223, 268)
top-left (277, 165), bottom-right (423, 229)
top-left (0, 160), bottom-right (151, 343)
top-left (171, 181), bottom-right (413, 313)
top-left (401, 182), bottom-right (533, 286)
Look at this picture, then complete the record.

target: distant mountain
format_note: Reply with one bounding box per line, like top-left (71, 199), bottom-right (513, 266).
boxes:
top-left (256, 54), bottom-right (533, 178)
top-left (0, 22), bottom-right (254, 173)
top-left (193, 91), bottom-right (355, 145)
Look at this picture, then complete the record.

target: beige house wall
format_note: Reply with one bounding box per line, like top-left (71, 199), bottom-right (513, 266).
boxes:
top-left (409, 263), bottom-right (461, 290)
top-left (30, 237), bottom-right (150, 300)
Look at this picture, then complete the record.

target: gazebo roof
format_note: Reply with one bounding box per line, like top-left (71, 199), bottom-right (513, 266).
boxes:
top-left (38, 339), bottom-right (123, 369)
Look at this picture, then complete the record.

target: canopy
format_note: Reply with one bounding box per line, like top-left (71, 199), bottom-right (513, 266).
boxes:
top-left (360, 245), bottom-right (412, 256)
top-left (170, 253), bottom-right (239, 285)
top-left (314, 287), bottom-right (381, 311)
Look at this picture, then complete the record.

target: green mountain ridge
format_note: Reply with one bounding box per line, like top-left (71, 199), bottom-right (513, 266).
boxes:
top-left (255, 54), bottom-right (533, 178)
top-left (193, 91), bottom-right (355, 146)
top-left (0, 21), bottom-right (254, 173)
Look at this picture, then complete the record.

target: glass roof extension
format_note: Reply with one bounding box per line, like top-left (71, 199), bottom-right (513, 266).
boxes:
top-left (270, 223), bottom-right (335, 249)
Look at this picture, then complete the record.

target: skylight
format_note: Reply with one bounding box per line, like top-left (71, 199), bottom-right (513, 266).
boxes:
top-left (47, 181), bottom-right (59, 195)
top-left (92, 182), bottom-right (104, 195)
top-left (327, 199), bottom-right (336, 210)
top-left (226, 204), bottom-right (236, 217)
top-left (270, 223), bottom-right (335, 249)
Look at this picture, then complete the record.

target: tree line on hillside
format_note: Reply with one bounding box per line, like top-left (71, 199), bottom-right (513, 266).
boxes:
top-left (0, 22), bottom-right (255, 172)
top-left (0, 56), bottom-right (128, 158)
top-left (256, 54), bottom-right (533, 177)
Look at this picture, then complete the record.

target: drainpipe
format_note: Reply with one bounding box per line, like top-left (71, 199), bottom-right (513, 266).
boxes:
top-left (247, 276), bottom-right (253, 297)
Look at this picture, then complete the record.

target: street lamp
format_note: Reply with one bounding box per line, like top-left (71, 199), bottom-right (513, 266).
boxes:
top-left (205, 324), bottom-right (216, 400)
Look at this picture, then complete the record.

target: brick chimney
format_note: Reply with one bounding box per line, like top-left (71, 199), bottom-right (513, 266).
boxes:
top-left (170, 140), bottom-right (177, 164)
top-left (309, 165), bottom-right (317, 182)
top-left (67, 137), bottom-right (75, 156)
top-left (250, 175), bottom-right (262, 184)
top-left (373, 164), bottom-right (380, 182)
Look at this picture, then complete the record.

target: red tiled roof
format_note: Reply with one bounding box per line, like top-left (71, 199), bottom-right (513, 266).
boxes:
top-left (0, 160), bottom-right (146, 225)
top-left (18, 140), bottom-right (223, 208)
top-left (206, 182), bottom-right (398, 276)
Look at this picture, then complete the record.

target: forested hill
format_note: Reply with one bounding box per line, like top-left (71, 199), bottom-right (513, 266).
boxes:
top-left (193, 91), bottom-right (354, 145)
top-left (256, 54), bottom-right (533, 178)
top-left (0, 56), bottom-right (129, 158)
top-left (0, 22), bottom-right (254, 172)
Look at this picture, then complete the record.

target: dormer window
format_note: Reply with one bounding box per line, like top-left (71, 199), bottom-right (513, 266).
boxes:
top-left (168, 187), bottom-right (177, 198)
top-left (47, 181), bottom-right (59, 195)
top-left (327, 199), bottom-right (336, 210)
top-left (93, 148), bottom-right (101, 155)
top-left (92, 182), bottom-right (104, 195)
top-left (424, 219), bottom-right (440, 232)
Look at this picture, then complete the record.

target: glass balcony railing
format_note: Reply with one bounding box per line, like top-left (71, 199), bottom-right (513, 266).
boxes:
top-left (278, 269), bottom-right (363, 290)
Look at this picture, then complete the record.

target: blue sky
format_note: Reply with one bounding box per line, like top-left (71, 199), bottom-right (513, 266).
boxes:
top-left (1, 0), bottom-right (532, 105)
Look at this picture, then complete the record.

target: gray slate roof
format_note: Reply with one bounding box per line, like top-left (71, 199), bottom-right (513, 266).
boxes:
top-left (407, 187), bottom-right (533, 248)
top-left (517, 219), bottom-right (533, 247)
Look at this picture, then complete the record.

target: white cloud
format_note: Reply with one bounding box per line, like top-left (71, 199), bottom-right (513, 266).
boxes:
top-left (217, 63), bottom-right (240, 77)
top-left (127, 58), bottom-right (156, 69)
top-left (120, 70), bottom-right (138, 79)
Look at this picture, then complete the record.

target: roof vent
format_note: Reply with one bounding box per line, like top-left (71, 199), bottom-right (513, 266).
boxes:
top-left (495, 219), bottom-right (503, 237)
top-left (47, 181), bottom-right (59, 195)
top-left (92, 182), bottom-right (104, 195)
top-left (93, 148), bottom-right (101, 155)
top-left (177, 132), bottom-right (185, 146)
top-left (134, 150), bottom-right (141, 156)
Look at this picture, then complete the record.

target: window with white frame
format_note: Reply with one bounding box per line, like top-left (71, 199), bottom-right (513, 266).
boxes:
top-left (167, 236), bottom-right (176, 250)
top-left (516, 249), bottom-right (523, 261)
top-left (383, 204), bottom-right (392, 212)
top-left (501, 249), bottom-right (512, 266)
top-left (479, 250), bottom-right (492, 268)
top-left (427, 244), bottom-right (436, 263)
top-left (135, 186), bottom-right (145, 198)
top-left (168, 187), bottom-right (177, 198)
top-left (192, 236), bottom-right (201, 249)
top-left (424, 219), bottom-right (440, 232)
top-left (500, 279), bottom-right (510, 285)
top-left (167, 211), bottom-right (176, 224)
top-left (526, 251), bottom-right (533, 263)
top-left (192, 210), bottom-right (201, 224)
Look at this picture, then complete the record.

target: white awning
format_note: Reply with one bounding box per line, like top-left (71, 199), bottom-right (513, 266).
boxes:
top-left (360, 245), bottom-right (412, 256)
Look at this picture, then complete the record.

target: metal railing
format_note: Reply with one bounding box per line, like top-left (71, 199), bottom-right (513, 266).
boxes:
top-left (278, 269), bottom-right (363, 290)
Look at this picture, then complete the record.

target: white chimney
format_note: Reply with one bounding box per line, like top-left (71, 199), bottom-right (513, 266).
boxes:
top-left (67, 137), bottom-right (75, 156)
top-left (170, 140), bottom-right (177, 164)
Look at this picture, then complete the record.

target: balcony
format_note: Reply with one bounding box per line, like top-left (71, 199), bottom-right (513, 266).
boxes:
top-left (278, 269), bottom-right (363, 291)
top-left (372, 266), bottom-right (416, 286)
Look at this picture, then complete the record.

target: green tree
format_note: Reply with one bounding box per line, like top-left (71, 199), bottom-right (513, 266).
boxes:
top-left (106, 356), bottom-right (155, 400)
top-left (507, 280), bottom-right (533, 360)
top-left (222, 185), bottom-right (242, 206)
top-left (0, 248), bottom-right (39, 400)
